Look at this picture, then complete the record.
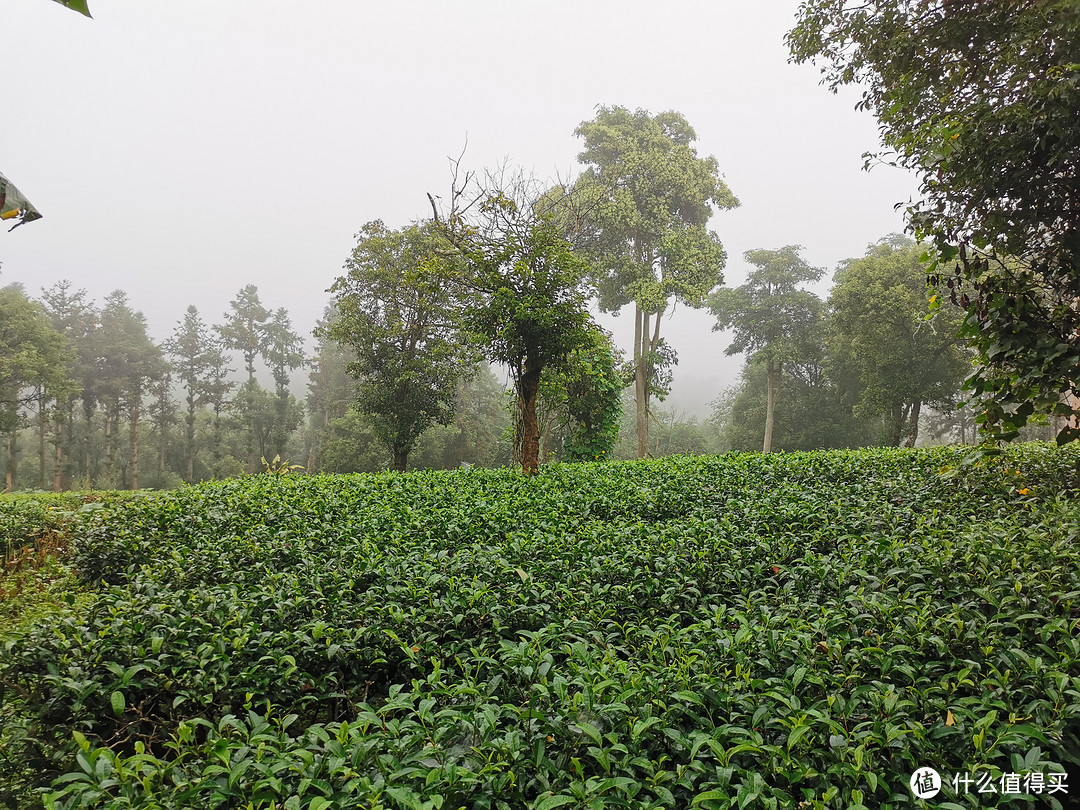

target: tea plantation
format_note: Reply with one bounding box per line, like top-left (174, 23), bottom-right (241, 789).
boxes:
top-left (2, 445), bottom-right (1079, 809)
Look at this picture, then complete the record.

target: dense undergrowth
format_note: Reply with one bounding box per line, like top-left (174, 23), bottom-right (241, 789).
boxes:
top-left (1, 445), bottom-right (1079, 809)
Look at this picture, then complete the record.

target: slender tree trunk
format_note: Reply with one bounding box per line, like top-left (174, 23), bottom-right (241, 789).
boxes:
top-left (541, 414), bottom-right (555, 463)
top-left (38, 389), bottom-right (48, 490)
top-left (82, 401), bottom-right (93, 480)
top-left (889, 404), bottom-right (906, 447)
top-left (246, 359), bottom-right (257, 473)
top-left (59, 402), bottom-right (74, 490)
top-left (212, 405), bottom-right (222, 475)
top-left (519, 357), bottom-right (543, 475)
top-left (186, 394), bottom-right (196, 483)
top-left (104, 406), bottom-right (115, 487)
top-left (634, 303), bottom-right (649, 459)
top-left (903, 399), bottom-right (922, 448)
top-left (764, 359), bottom-right (778, 453)
top-left (129, 394), bottom-right (140, 490)
top-left (5, 431), bottom-right (15, 492)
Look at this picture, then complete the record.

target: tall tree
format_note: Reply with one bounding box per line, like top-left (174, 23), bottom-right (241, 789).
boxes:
top-left (323, 221), bottom-right (475, 472)
top-left (165, 306), bottom-right (223, 483)
top-left (94, 291), bottom-right (165, 489)
top-left (258, 307), bottom-right (305, 461)
top-left (571, 106), bottom-right (738, 457)
top-left (434, 176), bottom-right (595, 475)
top-left (708, 246), bottom-right (824, 452)
top-left (40, 281), bottom-right (94, 490)
top-left (306, 305), bottom-right (358, 473)
top-left (0, 285), bottom-right (71, 491)
top-left (827, 237), bottom-right (969, 447)
top-left (146, 370), bottom-right (178, 486)
top-left (216, 285), bottom-right (269, 472)
top-left (788, 1), bottom-right (1080, 443)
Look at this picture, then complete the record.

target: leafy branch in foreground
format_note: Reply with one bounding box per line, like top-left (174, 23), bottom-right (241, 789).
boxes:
top-left (787, 0), bottom-right (1080, 444)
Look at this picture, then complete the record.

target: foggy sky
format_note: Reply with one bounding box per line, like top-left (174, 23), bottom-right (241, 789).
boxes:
top-left (1, 1), bottom-right (920, 418)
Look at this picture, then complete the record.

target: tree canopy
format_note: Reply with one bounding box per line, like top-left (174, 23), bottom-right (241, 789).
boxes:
top-left (709, 246), bottom-right (824, 452)
top-left (828, 236), bottom-right (968, 447)
top-left (788, 0), bottom-right (1080, 443)
top-left (434, 175), bottom-right (595, 475)
top-left (323, 221), bottom-right (475, 472)
top-left (571, 106), bottom-right (738, 458)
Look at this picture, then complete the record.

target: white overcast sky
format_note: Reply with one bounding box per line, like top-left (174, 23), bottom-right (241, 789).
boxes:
top-left (1, 1), bottom-right (920, 417)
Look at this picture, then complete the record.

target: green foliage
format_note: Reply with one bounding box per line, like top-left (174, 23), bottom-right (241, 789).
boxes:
top-left (558, 329), bottom-right (623, 463)
top-left (572, 107), bottom-right (738, 315)
top-left (2, 446), bottom-right (1079, 807)
top-left (260, 455), bottom-right (304, 475)
top-left (828, 237), bottom-right (968, 446)
top-left (787, 0), bottom-right (1080, 442)
top-left (164, 306), bottom-right (232, 483)
top-left (324, 222), bottom-right (475, 472)
top-left (439, 182), bottom-right (595, 474)
top-left (48, 0), bottom-right (91, 17)
top-left (537, 326), bottom-right (623, 463)
top-left (709, 246), bottom-right (824, 451)
top-left (0, 286), bottom-right (72, 434)
top-left (571, 106), bottom-right (738, 457)
top-left (718, 361), bottom-right (874, 452)
top-left (709, 246), bottom-right (823, 363)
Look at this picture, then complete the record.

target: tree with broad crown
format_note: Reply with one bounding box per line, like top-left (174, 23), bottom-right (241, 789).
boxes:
top-left (94, 291), bottom-right (166, 489)
top-left (708, 246), bottom-right (824, 452)
top-left (571, 106), bottom-right (738, 458)
top-left (827, 236), bottom-right (969, 448)
top-left (787, 0), bottom-right (1080, 445)
top-left (322, 221), bottom-right (476, 473)
top-left (432, 171), bottom-right (595, 475)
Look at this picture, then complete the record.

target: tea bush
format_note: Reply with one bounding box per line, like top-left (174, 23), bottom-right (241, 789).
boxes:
top-left (0, 492), bottom-right (139, 561)
top-left (1, 445), bottom-right (1079, 809)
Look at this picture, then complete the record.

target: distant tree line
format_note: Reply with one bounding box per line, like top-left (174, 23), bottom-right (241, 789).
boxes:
top-left (6, 91), bottom-right (1068, 489)
top-left (708, 235), bottom-right (1060, 452)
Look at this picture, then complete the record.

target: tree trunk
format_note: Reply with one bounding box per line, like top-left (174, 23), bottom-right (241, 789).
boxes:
top-left (104, 406), bottom-right (115, 487)
top-left (5, 431), bottom-right (15, 492)
top-left (129, 393), bottom-right (140, 490)
top-left (186, 391), bottom-right (196, 483)
top-left (392, 448), bottom-right (408, 473)
top-left (81, 400), bottom-right (93, 480)
top-left (889, 404), bottom-right (906, 447)
top-left (634, 304), bottom-right (649, 459)
top-left (541, 414), bottom-right (555, 464)
top-left (763, 359), bottom-right (779, 453)
top-left (518, 357), bottom-right (543, 475)
top-left (59, 402), bottom-right (74, 491)
top-left (37, 388), bottom-right (48, 490)
top-left (903, 399), bottom-right (922, 448)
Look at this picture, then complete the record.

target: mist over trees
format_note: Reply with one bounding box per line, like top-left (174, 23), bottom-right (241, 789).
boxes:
top-left (6, 80), bottom-right (1068, 488)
